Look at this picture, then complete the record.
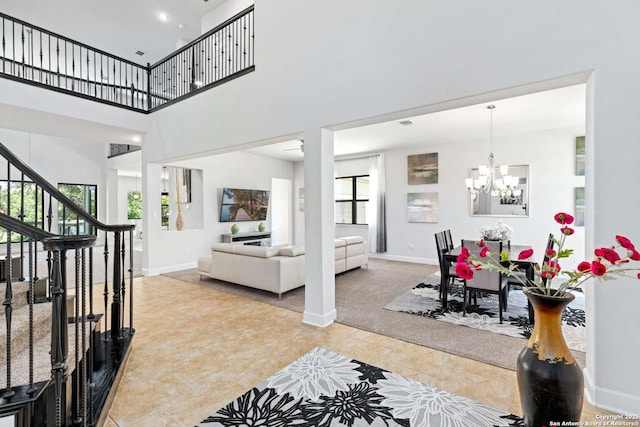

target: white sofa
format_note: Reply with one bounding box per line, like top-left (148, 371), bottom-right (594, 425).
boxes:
top-left (197, 236), bottom-right (368, 296)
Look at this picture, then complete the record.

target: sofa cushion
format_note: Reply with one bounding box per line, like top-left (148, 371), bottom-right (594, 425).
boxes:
top-left (342, 235), bottom-right (365, 245)
top-left (334, 239), bottom-right (346, 247)
top-left (279, 246), bottom-right (305, 257)
top-left (232, 245), bottom-right (281, 258)
top-left (211, 243), bottom-right (236, 254)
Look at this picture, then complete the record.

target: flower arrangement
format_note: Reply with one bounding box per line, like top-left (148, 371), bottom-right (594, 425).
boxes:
top-left (456, 212), bottom-right (640, 297)
top-left (479, 219), bottom-right (513, 242)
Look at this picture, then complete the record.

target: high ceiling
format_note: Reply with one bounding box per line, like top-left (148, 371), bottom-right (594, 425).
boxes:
top-left (0, 0), bottom-right (228, 64)
top-left (0, 2), bottom-right (586, 166)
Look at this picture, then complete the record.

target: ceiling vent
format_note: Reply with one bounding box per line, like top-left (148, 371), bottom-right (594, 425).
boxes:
top-left (399, 120), bottom-right (414, 126)
top-left (135, 51), bottom-right (145, 56)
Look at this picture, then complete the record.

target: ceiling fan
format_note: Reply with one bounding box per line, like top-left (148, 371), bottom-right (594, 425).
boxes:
top-left (283, 139), bottom-right (304, 153)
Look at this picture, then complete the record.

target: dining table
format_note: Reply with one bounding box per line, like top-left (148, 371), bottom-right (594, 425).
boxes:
top-left (442, 243), bottom-right (535, 317)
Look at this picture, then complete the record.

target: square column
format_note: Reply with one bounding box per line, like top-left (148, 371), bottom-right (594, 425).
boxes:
top-left (303, 128), bottom-right (336, 327)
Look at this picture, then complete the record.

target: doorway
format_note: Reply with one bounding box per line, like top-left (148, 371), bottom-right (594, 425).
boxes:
top-left (271, 178), bottom-right (292, 246)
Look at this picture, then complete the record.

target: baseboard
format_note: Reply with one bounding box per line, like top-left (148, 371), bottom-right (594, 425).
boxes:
top-left (302, 309), bottom-right (337, 327)
top-left (143, 261), bottom-right (197, 276)
top-left (367, 253), bottom-right (438, 265)
top-left (584, 367), bottom-right (640, 415)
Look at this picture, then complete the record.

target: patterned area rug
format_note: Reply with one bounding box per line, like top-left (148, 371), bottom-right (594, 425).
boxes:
top-left (196, 347), bottom-right (523, 426)
top-left (384, 275), bottom-right (586, 352)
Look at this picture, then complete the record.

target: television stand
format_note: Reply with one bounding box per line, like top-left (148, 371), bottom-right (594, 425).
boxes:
top-left (221, 231), bottom-right (272, 246)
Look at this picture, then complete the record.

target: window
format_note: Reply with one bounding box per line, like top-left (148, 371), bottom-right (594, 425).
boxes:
top-left (58, 183), bottom-right (97, 235)
top-left (335, 175), bottom-right (369, 224)
top-left (161, 192), bottom-right (170, 228)
top-left (127, 191), bottom-right (142, 219)
top-left (0, 179), bottom-right (41, 243)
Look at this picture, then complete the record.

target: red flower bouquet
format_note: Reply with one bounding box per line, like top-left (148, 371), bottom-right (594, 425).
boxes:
top-left (455, 212), bottom-right (640, 296)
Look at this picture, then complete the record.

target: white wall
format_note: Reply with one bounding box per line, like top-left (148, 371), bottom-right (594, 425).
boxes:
top-left (143, 150), bottom-right (294, 275)
top-left (383, 127), bottom-right (585, 267)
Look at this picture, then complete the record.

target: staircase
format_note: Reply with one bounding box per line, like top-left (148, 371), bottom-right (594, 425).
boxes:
top-left (0, 143), bottom-right (135, 427)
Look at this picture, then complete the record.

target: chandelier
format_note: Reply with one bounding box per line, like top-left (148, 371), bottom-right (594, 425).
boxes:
top-left (465, 105), bottom-right (521, 200)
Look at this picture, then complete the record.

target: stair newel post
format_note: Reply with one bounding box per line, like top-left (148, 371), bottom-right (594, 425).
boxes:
top-left (3, 229), bottom-right (15, 399)
top-left (111, 231), bottom-right (122, 355)
top-left (103, 235), bottom-right (109, 341)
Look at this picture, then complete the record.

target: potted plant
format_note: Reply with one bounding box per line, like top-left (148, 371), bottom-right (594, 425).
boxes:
top-left (455, 212), bottom-right (640, 427)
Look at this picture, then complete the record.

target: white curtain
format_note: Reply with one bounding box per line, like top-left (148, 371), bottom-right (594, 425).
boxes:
top-left (368, 154), bottom-right (387, 253)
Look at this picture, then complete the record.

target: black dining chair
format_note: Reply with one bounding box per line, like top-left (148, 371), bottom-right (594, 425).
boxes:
top-left (461, 239), bottom-right (508, 323)
top-left (444, 229), bottom-right (454, 251)
top-left (435, 231), bottom-right (460, 302)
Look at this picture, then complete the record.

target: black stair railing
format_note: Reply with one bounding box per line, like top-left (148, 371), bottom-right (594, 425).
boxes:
top-left (0, 142), bottom-right (135, 426)
top-left (0, 5), bottom-right (255, 113)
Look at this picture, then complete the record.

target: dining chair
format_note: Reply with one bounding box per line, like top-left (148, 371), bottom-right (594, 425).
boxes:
top-left (435, 231), bottom-right (460, 302)
top-left (461, 239), bottom-right (508, 323)
top-left (444, 229), bottom-right (454, 251)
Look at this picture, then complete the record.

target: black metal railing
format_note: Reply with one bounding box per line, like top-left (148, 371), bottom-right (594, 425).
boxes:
top-left (0, 6), bottom-right (255, 113)
top-left (148, 6), bottom-right (255, 110)
top-left (0, 142), bottom-right (135, 426)
top-left (0, 13), bottom-right (149, 112)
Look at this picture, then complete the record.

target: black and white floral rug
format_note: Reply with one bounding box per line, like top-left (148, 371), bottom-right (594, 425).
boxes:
top-left (384, 276), bottom-right (586, 352)
top-left (196, 347), bottom-right (523, 426)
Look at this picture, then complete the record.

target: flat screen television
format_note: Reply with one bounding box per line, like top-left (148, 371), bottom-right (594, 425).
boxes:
top-left (220, 187), bottom-right (270, 222)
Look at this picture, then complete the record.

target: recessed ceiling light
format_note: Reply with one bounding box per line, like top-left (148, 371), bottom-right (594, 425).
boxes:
top-left (399, 120), bottom-right (414, 126)
top-left (156, 11), bottom-right (169, 22)
top-left (132, 135), bottom-right (142, 143)
top-left (178, 23), bottom-right (185, 29)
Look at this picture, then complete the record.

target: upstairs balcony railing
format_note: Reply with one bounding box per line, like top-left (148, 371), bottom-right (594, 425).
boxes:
top-left (0, 5), bottom-right (254, 113)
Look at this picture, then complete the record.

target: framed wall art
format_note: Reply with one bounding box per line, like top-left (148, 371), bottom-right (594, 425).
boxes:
top-left (407, 192), bottom-right (439, 223)
top-left (407, 153), bottom-right (438, 185)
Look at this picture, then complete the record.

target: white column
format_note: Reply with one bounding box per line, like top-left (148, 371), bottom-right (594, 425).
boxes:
top-left (584, 68), bottom-right (640, 413)
top-left (303, 128), bottom-right (336, 327)
top-left (141, 162), bottom-right (161, 276)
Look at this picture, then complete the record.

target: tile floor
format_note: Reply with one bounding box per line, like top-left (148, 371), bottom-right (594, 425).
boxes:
top-left (104, 275), bottom-right (614, 426)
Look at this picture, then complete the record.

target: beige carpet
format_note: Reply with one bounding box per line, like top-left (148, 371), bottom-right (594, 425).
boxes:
top-left (163, 258), bottom-right (586, 371)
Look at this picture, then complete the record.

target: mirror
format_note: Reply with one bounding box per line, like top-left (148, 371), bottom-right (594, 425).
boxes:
top-left (469, 165), bottom-right (529, 217)
top-left (160, 166), bottom-right (203, 231)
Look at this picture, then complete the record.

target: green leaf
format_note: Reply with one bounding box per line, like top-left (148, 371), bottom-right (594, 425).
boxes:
top-left (557, 249), bottom-right (574, 258)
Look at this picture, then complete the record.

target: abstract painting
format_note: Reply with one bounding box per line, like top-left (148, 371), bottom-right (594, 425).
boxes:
top-left (408, 153), bottom-right (438, 185)
top-left (407, 192), bottom-right (439, 223)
